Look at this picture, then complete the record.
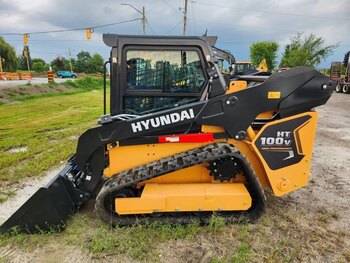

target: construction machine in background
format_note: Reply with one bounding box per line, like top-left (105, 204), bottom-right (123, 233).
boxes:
top-left (0, 34), bottom-right (335, 233)
top-left (257, 59), bottom-right (268, 73)
top-left (212, 47), bottom-right (269, 89)
top-left (234, 61), bottom-right (255, 75)
top-left (234, 60), bottom-right (269, 77)
top-left (330, 51), bottom-right (350, 94)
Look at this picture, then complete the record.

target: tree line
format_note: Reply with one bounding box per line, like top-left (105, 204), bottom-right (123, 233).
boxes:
top-left (0, 37), bottom-right (104, 73)
top-left (249, 32), bottom-right (338, 71)
top-left (20, 48), bottom-right (104, 73)
top-left (0, 32), bottom-right (340, 73)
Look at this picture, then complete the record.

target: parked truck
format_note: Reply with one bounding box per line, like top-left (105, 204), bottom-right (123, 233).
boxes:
top-left (331, 51), bottom-right (350, 94)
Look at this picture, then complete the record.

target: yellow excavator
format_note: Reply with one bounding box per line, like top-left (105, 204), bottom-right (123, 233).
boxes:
top-left (0, 34), bottom-right (335, 233)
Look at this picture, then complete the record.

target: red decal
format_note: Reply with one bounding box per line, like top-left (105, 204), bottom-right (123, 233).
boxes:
top-left (158, 133), bottom-right (214, 143)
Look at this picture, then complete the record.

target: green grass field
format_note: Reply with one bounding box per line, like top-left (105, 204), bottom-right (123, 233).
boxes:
top-left (0, 78), bottom-right (105, 186)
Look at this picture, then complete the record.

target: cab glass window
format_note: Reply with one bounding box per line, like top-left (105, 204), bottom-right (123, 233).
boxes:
top-left (126, 50), bottom-right (205, 93)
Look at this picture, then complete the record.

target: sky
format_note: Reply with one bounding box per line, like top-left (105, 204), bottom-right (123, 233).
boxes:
top-left (0, 0), bottom-right (349, 69)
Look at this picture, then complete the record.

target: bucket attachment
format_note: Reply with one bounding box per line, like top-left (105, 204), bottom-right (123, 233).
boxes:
top-left (0, 160), bottom-right (91, 234)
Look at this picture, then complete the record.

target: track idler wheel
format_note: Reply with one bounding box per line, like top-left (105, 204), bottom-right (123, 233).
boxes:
top-left (95, 185), bottom-right (136, 225)
top-left (208, 157), bottom-right (243, 181)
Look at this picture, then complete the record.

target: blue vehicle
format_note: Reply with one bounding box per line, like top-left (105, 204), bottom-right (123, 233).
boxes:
top-left (56, 71), bottom-right (77, 78)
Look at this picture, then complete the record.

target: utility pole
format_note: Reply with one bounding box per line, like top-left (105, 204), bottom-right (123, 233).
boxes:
top-left (121, 4), bottom-right (146, 35)
top-left (68, 48), bottom-right (73, 72)
top-left (0, 56), bottom-right (3, 74)
top-left (183, 0), bottom-right (188, 36)
top-left (26, 56), bottom-right (30, 72)
top-left (25, 47), bottom-right (30, 73)
top-left (142, 6), bottom-right (146, 35)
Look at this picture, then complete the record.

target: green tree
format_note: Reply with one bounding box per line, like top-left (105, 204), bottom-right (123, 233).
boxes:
top-left (343, 51), bottom-right (349, 67)
top-left (87, 53), bottom-right (104, 73)
top-left (280, 32), bottom-right (338, 68)
top-left (32, 58), bottom-right (48, 72)
top-left (250, 41), bottom-right (279, 70)
top-left (32, 58), bottom-right (46, 65)
top-left (64, 58), bottom-right (76, 72)
top-left (50, 57), bottom-right (66, 71)
top-left (0, 37), bottom-right (19, 72)
top-left (75, 51), bottom-right (91, 73)
top-left (32, 61), bottom-right (45, 72)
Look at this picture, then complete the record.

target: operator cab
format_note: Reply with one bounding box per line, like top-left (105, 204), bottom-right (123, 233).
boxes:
top-left (103, 34), bottom-right (227, 117)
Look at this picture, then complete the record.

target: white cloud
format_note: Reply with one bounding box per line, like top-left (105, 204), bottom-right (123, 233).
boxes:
top-left (0, 0), bottom-right (349, 67)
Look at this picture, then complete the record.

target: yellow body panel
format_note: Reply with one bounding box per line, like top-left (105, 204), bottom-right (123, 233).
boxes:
top-left (267, 91), bottom-right (281, 99)
top-left (104, 142), bottom-right (210, 177)
top-left (137, 165), bottom-right (212, 187)
top-left (115, 183), bottom-right (252, 214)
top-left (251, 112), bottom-right (318, 196)
top-left (227, 80), bottom-right (248, 93)
top-left (256, 111), bottom-right (276, 119)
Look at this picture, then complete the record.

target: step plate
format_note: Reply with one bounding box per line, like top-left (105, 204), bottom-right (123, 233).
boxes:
top-left (115, 183), bottom-right (252, 214)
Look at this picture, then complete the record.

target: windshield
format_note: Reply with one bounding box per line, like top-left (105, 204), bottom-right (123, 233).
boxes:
top-left (124, 49), bottom-right (205, 114)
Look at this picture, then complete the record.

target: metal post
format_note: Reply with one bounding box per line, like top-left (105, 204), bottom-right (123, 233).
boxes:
top-left (0, 56), bottom-right (3, 76)
top-left (142, 6), bottom-right (146, 35)
top-left (68, 48), bottom-right (73, 72)
top-left (121, 4), bottom-right (146, 35)
top-left (183, 0), bottom-right (188, 36)
top-left (25, 52), bottom-right (30, 73)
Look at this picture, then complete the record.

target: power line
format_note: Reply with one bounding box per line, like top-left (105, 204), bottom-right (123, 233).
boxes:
top-left (165, 20), bottom-right (183, 34)
top-left (4, 39), bottom-right (101, 42)
top-left (0, 18), bottom-right (141, 36)
top-left (191, 1), bottom-right (350, 21)
top-left (190, 1), bottom-right (197, 35)
top-left (146, 20), bottom-right (156, 34)
top-left (161, 0), bottom-right (182, 15)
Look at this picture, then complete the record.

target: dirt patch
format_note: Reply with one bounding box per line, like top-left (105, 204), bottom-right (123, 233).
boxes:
top-left (1, 245), bottom-right (93, 263)
top-left (0, 85), bottom-right (70, 101)
top-left (7, 147), bottom-right (28, 154)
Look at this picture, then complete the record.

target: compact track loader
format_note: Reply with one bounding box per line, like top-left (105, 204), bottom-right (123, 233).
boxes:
top-left (0, 34), bottom-right (335, 233)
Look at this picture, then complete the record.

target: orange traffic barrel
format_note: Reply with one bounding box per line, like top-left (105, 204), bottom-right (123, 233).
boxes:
top-left (48, 70), bottom-right (54, 83)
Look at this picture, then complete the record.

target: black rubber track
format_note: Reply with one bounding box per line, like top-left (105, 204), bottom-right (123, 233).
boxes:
top-left (95, 142), bottom-right (266, 226)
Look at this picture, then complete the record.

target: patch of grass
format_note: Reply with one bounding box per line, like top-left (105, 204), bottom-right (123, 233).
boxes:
top-left (0, 85), bottom-right (107, 184)
top-left (208, 213), bottom-right (225, 234)
top-left (228, 225), bottom-right (252, 263)
top-left (0, 189), bottom-right (16, 203)
top-left (64, 77), bottom-right (105, 91)
top-left (85, 220), bottom-right (208, 260)
top-left (231, 242), bottom-right (251, 263)
top-left (0, 226), bottom-right (27, 248)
